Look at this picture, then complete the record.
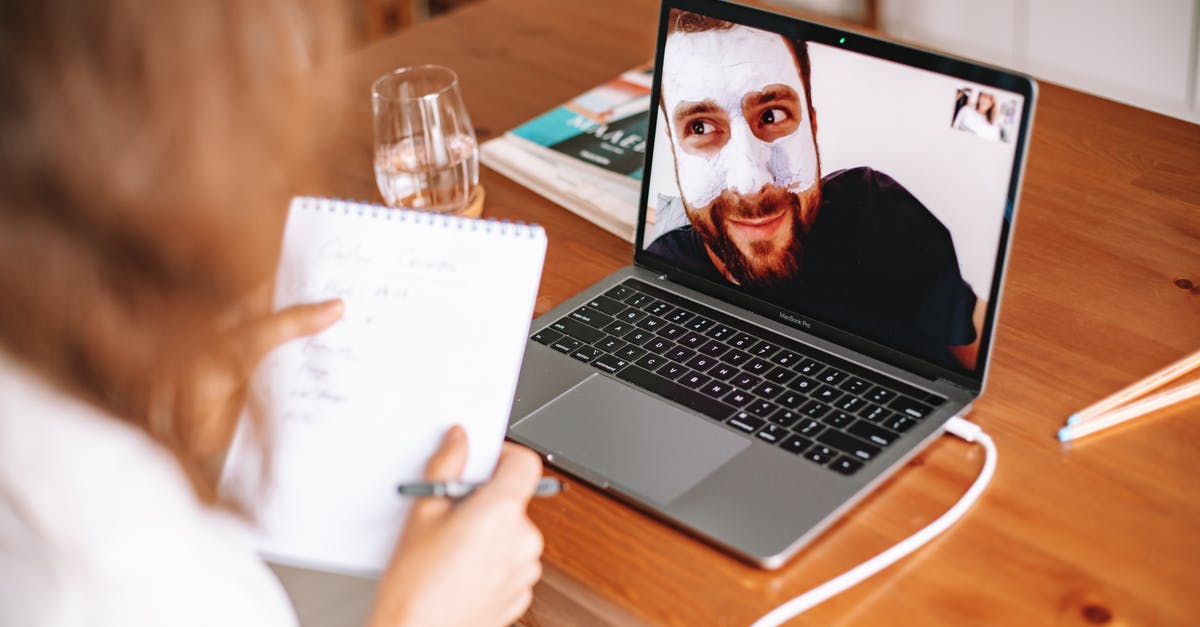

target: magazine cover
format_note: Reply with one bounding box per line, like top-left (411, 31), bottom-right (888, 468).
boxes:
top-left (509, 65), bottom-right (652, 182)
top-left (481, 64), bottom-right (653, 242)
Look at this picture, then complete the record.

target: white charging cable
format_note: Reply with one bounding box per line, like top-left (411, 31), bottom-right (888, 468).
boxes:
top-left (751, 417), bottom-right (997, 627)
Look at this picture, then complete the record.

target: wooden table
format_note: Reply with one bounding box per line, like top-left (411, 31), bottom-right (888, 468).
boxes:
top-left (280, 0), bottom-right (1200, 624)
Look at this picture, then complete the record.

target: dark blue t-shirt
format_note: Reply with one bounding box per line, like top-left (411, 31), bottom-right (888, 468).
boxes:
top-left (645, 167), bottom-right (978, 370)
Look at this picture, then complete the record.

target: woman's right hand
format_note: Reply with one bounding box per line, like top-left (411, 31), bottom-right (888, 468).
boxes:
top-left (368, 427), bottom-right (545, 627)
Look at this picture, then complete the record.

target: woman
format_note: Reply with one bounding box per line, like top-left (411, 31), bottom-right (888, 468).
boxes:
top-left (0, 1), bottom-right (543, 625)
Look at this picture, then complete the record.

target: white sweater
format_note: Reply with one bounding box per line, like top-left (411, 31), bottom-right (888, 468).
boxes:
top-left (0, 352), bottom-right (297, 627)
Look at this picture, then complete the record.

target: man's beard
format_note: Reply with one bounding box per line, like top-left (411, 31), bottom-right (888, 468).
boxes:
top-left (691, 185), bottom-right (817, 287)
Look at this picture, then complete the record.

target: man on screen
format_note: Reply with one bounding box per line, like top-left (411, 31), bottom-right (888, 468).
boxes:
top-left (647, 10), bottom-right (982, 370)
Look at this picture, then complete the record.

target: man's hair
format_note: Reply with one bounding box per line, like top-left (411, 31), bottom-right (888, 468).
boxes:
top-left (666, 8), bottom-right (814, 113)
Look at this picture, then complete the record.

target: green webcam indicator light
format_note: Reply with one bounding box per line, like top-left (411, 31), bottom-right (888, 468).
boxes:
top-left (839, 37), bottom-right (846, 44)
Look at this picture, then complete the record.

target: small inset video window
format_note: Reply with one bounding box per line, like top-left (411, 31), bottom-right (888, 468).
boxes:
top-left (951, 87), bottom-right (1020, 143)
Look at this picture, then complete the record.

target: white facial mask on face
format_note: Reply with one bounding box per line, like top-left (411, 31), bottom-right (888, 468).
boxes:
top-left (662, 26), bottom-right (818, 208)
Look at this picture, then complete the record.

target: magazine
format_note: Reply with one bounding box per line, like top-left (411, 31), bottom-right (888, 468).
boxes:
top-left (481, 64), bottom-right (654, 242)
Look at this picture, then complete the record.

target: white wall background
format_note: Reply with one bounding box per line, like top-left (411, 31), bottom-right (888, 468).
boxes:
top-left (645, 40), bottom-right (1025, 298)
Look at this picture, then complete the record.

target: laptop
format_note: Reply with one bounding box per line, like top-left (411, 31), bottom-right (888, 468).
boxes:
top-left (508, 0), bottom-right (1035, 569)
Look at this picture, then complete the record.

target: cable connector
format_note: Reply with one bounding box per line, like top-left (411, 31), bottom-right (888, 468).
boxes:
top-left (945, 416), bottom-right (984, 442)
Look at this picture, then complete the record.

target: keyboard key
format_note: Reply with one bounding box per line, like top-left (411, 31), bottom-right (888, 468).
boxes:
top-left (531, 328), bottom-right (563, 345)
top-left (624, 329), bottom-right (654, 345)
top-left (551, 317), bottom-right (605, 344)
top-left (789, 377), bottom-right (818, 395)
top-left (725, 350), bottom-right (751, 366)
top-left (570, 306), bottom-right (615, 329)
top-left (830, 456), bottom-right (864, 475)
top-left (658, 324), bottom-right (687, 340)
top-left (616, 307), bottom-right (647, 323)
top-left (700, 381), bottom-right (732, 398)
top-left (765, 366), bottom-right (797, 385)
top-left (666, 309), bottom-right (692, 324)
top-left (722, 389), bottom-right (754, 407)
top-left (549, 337), bottom-right (582, 354)
top-left (822, 411), bottom-right (855, 429)
top-left (770, 351), bottom-right (802, 367)
top-left (625, 292), bottom-right (653, 308)
top-left (686, 316), bottom-right (714, 332)
top-left (616, 365), bottom-right (736, 422)
top-left (770, 408), bottom-right (801, 428)
top-left (860, 404), bottom-right (891, 422)
top-left (684, 354), bottom-right (718, 372)
top-left (743, 357), bottom-right (772, 375)
top-left (604, 284), bottom-right (636, 300)
top-left (839, 377), bottom-right (871, 394)
top-left (635, 354), bottom-right (667, 371)
top-left (801, 401), bottom-right (830, 418)
top-left (570, 346), bottom-right (603, 363)
top-left (643, 338), bottom-right (674, 354)
top-left (655, 362), bottom-right (689, 380)
top-left (594, 335), bottom-right (627, 353)
top-left (750, 341), bottom-right (779, 358)
top-left (708, 364), bottom-right (738, 381)
top-left (836, 396), bottom-right (865, 413)
top-left (587, 295), bottom-right (627, 316)
top-left (635, 316), bottom-right (665, 331)
top-left (816, 430), bottom-right (881, 460)
top-left (755, 424), bottom-right (790, 444)
top-left (706, 324), bottom-right (734, 341)
top-left (592, 354), bottom-right (630, 374)
top-left (813, 385), bottom-right (843, 403)
top-left (848, 420), bottom-right (898, 447)
top-left (699, 340), bottom-right (730, 357)
top-left (795, 358), bottom-right (823, 376)
top-left (731, 372), bottom-right (762, 390)
top-left (601, 320), bottom-right (634, 336)
top-left (666, 346), bottom-right (696, 363)
top-left (780, 435), bottom-right (813, 455)
top-left (617, 345), bottom-right (647, 361)
top-left (775, 392), bottom-right (804, 409)
top-left (729, 333), bottom-right (756, 349)
top-left (727, 411), bottom-right (765, 434)
top-left (751, 381), bottom-right (783, 399)
top-left (678, 372), bottom-right (711, 389)
top-left (644, 300), bottom-right (672, 316)
top-left (746, 400), bottom-right (776, 417)
top-left (888, 396), bottom-right (933, 419)
top-left (884, 414), bottom-right (917, 433)
top-left (816, 367), bottom-right (847, 385)
top-left (793, 418), bottom-right (824, 437)
top-left (678, 331), bottom-right (707, 348)
top-left (804, 445), bottom-right (837, 465)
top-left (865, 386), bottom-right (896, 404)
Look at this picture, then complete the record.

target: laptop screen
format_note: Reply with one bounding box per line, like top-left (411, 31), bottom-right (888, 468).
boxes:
top-left (637, 1), bottom-right (1032, 382)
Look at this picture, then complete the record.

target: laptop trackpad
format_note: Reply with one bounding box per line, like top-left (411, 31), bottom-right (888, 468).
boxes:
top-left (511, 374), bottom-right (749, 505)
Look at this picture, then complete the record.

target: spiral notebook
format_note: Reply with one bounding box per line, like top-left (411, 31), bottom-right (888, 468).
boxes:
top-left (220, 197), bottom-right (547, 575)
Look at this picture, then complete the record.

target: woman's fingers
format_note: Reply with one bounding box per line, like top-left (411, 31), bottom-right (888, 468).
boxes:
top-left (232, 298), bottom-right (343, 371)
top-left (408, 426), bottom-right (469, 524)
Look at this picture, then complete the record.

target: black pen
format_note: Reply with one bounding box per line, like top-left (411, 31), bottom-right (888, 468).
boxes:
top-left (397, 476), bottom-right (564, 499)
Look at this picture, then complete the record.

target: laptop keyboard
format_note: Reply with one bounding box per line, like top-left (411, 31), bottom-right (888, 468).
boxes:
top-left (530, 279), bottom-right (946, 477)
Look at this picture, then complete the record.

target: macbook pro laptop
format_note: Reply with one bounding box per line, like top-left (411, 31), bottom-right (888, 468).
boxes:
top-left (508, 0), bottom-right (1035, 568)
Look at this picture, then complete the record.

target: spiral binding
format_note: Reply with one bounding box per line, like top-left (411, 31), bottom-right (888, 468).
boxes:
top-left (297, 196), bottom-right (544, 239)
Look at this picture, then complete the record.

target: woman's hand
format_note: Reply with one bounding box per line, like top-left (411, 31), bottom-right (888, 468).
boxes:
top-left (173, 296), bottom-right (344, 466)
top-left (370, 427), bottom-right (545, 627)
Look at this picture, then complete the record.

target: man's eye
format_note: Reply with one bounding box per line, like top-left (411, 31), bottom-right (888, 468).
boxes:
top-left (760, 108), bottom-right (790, 125)
top-left (688, 120), bottom-right (715, 135)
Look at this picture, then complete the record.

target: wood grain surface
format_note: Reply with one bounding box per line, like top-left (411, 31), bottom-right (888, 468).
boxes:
top-left (295, 1), bottom-right (1200, 624)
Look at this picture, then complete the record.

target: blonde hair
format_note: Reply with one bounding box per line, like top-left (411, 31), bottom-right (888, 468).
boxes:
top-left (0, 0), bottom-right (346, 503)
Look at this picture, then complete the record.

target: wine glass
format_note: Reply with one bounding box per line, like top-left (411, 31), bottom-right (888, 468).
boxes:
top-left (371, 65), bottom-right (479, 214)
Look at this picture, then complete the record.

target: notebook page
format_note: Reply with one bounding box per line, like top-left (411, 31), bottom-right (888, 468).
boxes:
top-left (220, 197), bottom-right (546, 575)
